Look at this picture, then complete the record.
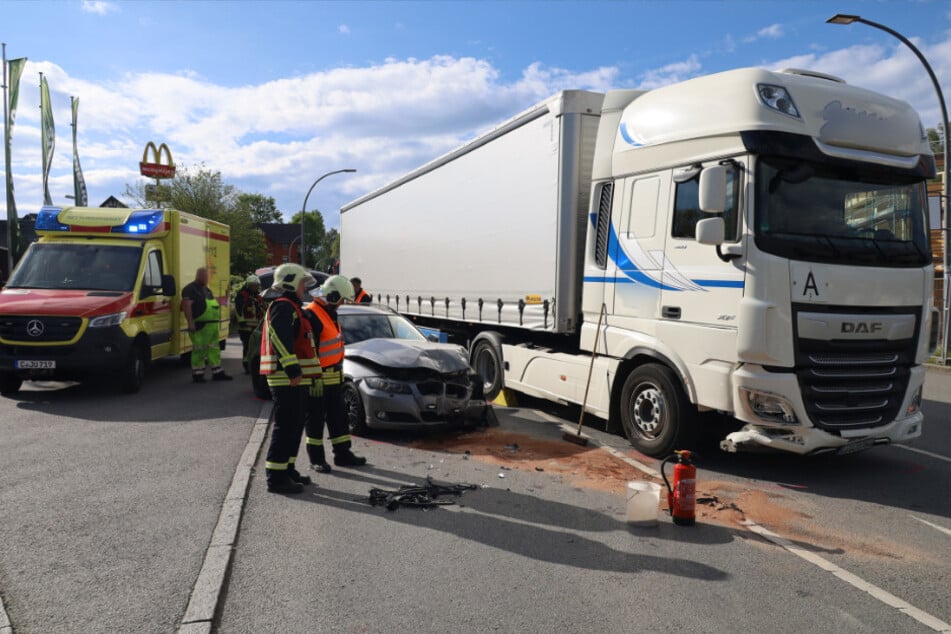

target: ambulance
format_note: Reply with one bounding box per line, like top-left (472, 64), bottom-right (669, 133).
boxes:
top-left (0, 206), bottom-right (231, 394)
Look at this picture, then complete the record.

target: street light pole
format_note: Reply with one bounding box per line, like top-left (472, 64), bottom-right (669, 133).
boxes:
top-left (828, 14), bottom-right (950, 363)
top-left (299, 168), bottom-right (356, 269)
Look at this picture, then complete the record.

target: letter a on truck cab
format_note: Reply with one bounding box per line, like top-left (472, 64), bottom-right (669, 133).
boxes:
top-left (0, 206), bottom-right (230, 396)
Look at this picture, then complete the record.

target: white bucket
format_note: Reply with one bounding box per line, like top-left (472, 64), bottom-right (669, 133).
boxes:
top-left (626, 481), bottom-right (662, 527)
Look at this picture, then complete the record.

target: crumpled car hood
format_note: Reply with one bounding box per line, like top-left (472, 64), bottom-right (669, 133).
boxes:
top-left (346, 338), bottom-right (470, 373)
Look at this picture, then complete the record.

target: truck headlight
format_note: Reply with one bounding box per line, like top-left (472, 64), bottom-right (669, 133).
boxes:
top-left (364, 377), bottom-right (413, 394)
top-left (88, 311), bottom-right (128, 328)
top-left (740, 388), bottom-right (799, 425)
top-left (757, 84), bottom-right (800, 118)
top-left (907, 385), bottom-right (923, 416)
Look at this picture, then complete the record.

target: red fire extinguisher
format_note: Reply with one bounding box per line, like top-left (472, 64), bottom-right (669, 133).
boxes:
top-left (661, 450), bottom-right (696, 526)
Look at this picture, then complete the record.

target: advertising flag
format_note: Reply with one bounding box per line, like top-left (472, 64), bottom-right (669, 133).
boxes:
top-left (40, 74), bottom-right (55, 206)
top-left (4, 56), bottom-right (27, 269)
top-left (71, 97), bottom-right (88, 206)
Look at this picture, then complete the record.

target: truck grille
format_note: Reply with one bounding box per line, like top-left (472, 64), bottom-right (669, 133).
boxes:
top-left (793, 306), bottom-right (918, 432)
top-left (0, 316), bottom-right (84, 343)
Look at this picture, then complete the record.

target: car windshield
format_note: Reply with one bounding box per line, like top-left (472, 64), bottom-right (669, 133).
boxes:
top-left (6, 243), bottom-right (141, 291)
top-left (338, 313), bottom-right (426, 344)
top-left (755, 156), bottom-right (931, 267)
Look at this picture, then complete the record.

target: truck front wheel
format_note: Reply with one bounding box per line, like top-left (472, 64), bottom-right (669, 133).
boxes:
top-left (618, 363), bottom-right (695, 458)
top-left (471, 339), bottom-right (503, 402)
top-left (0, 372), bottom-right (22, 396)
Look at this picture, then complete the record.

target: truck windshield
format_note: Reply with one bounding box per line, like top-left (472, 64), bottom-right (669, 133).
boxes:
top-left (6, 243), bottom-right (141, 292)
top-left (755, 156), bottom-right (931, 268)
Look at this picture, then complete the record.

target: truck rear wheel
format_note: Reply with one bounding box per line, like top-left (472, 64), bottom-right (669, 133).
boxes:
top-left (120, 344), bottom-right (148, 394)
top-left (471, 339), bottom-right (503, 402)
top-left (618, 363), bottom-right (695, 458)
top-left (0, 372), bottom-right (22, 396)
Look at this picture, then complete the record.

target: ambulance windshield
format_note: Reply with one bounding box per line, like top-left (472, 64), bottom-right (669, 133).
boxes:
top-left (755, 156), bottom-right (931, 268)
top-left (7, 243), bottom-right (141, 292)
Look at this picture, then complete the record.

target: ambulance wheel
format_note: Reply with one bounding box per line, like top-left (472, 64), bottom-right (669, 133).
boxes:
top-left (342, 382), bottom-right (369, 435)
top-left (120, 344), bottom-right (148, 394)
top-left (0, 372), bottom-right (22, 396)
top-left (618, 363), bottom-right (695, 458)
top-left (471, 338), bottom-right (503, 401)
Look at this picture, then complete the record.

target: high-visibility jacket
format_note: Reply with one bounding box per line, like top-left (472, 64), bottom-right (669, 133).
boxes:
top-left (306, 300), bottom-right (345, 368)
top-left (354, 289), bottom-right (370, 304)
top-left (236, 287), bottom-right (265, 331)
top-left (260, 297), bottom-right (321, 386)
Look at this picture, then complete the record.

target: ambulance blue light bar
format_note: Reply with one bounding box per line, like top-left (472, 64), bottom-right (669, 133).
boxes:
top-left (110, 210), bottom-right (165, 234)
top-left (35, 207), bottom-right (70, 231)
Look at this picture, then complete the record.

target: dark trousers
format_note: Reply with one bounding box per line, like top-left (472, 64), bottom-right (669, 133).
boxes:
top-left (265, 385), bottom-right (306, 481)
top-left (304, 382), bottom-right (351, 464)
top-left (239, 330), bottom-right (252, 369)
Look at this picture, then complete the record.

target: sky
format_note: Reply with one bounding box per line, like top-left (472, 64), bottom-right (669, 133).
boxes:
top-left (1, 0), bottom-right (950, 228)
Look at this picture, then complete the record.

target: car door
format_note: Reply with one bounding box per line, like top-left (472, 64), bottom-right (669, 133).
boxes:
top-left (137, 247), bottom-right (173, 359)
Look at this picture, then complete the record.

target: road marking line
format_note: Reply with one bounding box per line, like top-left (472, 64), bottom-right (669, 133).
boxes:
top-left (743, 520), bottom-right (951, 633)
top-left (911, 516), bottom-right (951, 538)
top-left (894, 445), bottom-right (951, 464)
top-left (556, 422), bottom-right (662, 479)
top-left (178, 401), bottom-right (273, 632)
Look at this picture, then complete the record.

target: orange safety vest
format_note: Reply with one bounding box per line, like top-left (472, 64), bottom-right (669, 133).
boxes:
top-left (260, 298), bottom-right (321, 385)
top-left (306, 300), bottom-right (345, 368)
top-left (354, 289), bottom-right (370, 304)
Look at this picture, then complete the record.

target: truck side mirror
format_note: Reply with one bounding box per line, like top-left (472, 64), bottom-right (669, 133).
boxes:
top-left (161, 274), bottom-right (177, 297)
top-left (699, 165), bottom-right (727, 213)
top-left (695, 217), bottom-right (725, 245)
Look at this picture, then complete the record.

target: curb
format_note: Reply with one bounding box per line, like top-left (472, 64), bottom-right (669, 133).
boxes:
top-left (178, 401), bottom-right (272, 632)
top-left (0, 590), bottom-right (10, 634)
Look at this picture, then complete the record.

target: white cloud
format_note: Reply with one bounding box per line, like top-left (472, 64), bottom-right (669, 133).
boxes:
top-left (81, 0), bottom-right (117, 15)
top-left (744, 23), bottom-right (784, 43)
top-left (338, 24), bottom-right (351, 35)
top-left (636, 55), bottom-right (702, 90)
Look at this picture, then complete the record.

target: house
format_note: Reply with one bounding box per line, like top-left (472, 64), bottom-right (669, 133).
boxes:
top-left (257, 223), bottom-right (301, 265)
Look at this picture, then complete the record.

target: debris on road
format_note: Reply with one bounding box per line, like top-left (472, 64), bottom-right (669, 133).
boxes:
top-left (368, 477), bottom-right (478, 511)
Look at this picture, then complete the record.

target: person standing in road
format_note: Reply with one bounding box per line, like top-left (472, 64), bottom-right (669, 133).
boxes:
top-left (350, 277), bottom-right (371, 304)
top-left (181, 267), bottom-right (233, 383)
top-left (302, 275), bottom-right (367, 473)
top-left (259, 264), bottom-right (322, 494)
top-left (235, 274), bottom-right (266, 373)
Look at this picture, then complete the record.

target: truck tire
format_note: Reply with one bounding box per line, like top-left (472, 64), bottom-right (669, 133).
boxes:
top-left (618, 363), bottom-right (695, 458)
top-left (249, 356), bottom-right (271, 400)
top-left (471, 339), bottom-right (503, 402)
top-left (0, 372), bottom-right (22, 396)
top-left (120, 344), bottom-right (148, 394)
top-left (342, 382), bottom-right (369, 435)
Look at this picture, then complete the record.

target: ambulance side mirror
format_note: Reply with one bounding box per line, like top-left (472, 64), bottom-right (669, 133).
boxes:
top-left (161, 274), bottom-right (177, 297)
top-left (699, 165), bottom-right (727, 213)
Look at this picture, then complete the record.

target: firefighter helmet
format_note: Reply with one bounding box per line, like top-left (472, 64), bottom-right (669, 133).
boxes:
top-left (245, 274), bottom-right (261, 286)
top-left (318, 275), bottom-right (355, 302)
top-left (272, 264), bottom-right (316, 292)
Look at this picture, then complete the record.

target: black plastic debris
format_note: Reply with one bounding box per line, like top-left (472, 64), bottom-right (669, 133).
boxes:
top-left (368, 476), bottom-right (478, 511)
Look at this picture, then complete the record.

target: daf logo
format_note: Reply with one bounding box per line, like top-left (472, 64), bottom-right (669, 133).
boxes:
top-left (26, 320), bottom-right (45, 337)
top-left (842, 322), bottom-right (883, 335)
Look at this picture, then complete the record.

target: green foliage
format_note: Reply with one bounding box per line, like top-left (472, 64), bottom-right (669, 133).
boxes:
top-left (289, 210), bottom-right (338, 270)
top-left (236, 193), bottom-right (283, 224)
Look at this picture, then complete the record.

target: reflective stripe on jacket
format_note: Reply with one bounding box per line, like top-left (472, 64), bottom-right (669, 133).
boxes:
top-left (260, 298), bottom-right (321, 386)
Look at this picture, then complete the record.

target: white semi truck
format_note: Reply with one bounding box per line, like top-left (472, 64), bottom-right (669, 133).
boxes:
top-left (341, 67), bottom-right (938, 457)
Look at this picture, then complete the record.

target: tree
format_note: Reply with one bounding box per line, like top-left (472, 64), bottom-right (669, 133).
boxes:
top-left (289, 209), bottom-right (340, 270)
top-left (236, 193), bottom-right (283, 224)
top-left (927, 123), bottom-right (946, 154)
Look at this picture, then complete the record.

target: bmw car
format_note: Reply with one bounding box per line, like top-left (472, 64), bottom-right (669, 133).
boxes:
top-left (248, 304), bottom-right (486, 433)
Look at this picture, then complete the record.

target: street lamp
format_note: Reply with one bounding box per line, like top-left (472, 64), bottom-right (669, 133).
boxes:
top-left (299, 168), bottom-right (356, 269)
top-left (827, 14), bottom-right (951, 363)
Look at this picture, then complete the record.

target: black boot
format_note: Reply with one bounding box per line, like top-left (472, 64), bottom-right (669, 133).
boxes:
top-left (192, 373), bottom-right (206, 383)
top-left (266, 473), bottom-right (303, 494)
top-left (310, 461), bottom-right (332, 474)
top-left (334, 448), bottom-right (367, 467)
top-left (287, 464), bottom-right (312, 485)
top-left (212, 370), bottom-right (233, 381)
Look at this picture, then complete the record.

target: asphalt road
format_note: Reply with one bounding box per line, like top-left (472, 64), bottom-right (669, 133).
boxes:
top-left (0, 340), bottom-right (260, 634)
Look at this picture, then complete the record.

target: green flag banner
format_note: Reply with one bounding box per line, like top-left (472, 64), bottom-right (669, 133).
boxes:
top-left (40, 74), bottom-right (55, 207)
top-left (5, 57), bottom-right (27, 269)
top-left (71, 97), bottom-right (87, 206)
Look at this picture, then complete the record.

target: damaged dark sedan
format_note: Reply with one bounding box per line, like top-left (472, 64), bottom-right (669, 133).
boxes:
top-left (248, 304), bottom-right (486, 433)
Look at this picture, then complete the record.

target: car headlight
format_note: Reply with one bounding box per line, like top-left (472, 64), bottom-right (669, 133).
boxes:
top-left (364, 377), bottom-right (413, 394)
top-left (740, 388), bottom-right (799, 425)
top-left (88, 311), bottom-right (128, 328)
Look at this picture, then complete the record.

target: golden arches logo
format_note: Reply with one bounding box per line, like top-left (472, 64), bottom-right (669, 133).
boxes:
top-left (140, 142), bottom-right (176, 179)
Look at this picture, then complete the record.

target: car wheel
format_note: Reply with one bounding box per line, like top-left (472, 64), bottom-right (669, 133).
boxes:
top-left (120, 344), bottom-right (148, 394)
top-left (471, 339), bottom-right (503, 401)
top-left (0, 372), bottom-right (22, 396)
top-left (250, 356), bottom-right (271, 400)
top-left (618, 363), bottom-right (695, 458)
top-left (342, 381), bottom-right (369, 435)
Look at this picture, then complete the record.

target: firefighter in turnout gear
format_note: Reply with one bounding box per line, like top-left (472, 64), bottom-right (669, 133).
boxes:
top-left (181, 267), bottom-right (232, 383)
top-left (235, 274), bottom-right (265, 373)
top-left (260, 264), bottom-right (321, 494)
top-left (304, 275), bottom-right (367, 472)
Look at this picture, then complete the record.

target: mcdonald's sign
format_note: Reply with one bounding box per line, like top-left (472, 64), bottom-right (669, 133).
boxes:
top-left (140, 142), bottom-right (176, 179)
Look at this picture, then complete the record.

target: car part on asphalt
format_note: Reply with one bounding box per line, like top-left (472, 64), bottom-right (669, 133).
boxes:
top-left (367, 476), bottom-right (477, 511)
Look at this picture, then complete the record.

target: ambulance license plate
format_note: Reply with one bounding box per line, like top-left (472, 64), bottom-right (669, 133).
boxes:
top-left (16, 360), bottom-right (56, 369)
top-left (835, 437), bottom-right (876, 456)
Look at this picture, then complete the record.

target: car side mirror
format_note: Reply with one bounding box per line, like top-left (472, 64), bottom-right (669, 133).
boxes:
top-left (695, 217), bottom-right (725, 245)
top-left (161, 274), bottom-right (177, 297)
top-left (699, 165), bottom-right (728, 213)
top-left (427, 333), bottom-right (439, 343)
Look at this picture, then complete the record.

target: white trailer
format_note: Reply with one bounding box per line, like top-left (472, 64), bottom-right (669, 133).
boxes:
top-left (341, 68), bottom-right (938, 457)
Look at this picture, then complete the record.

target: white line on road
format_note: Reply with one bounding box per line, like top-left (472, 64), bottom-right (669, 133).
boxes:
top-left (178, 401), bottom-right (273, 632)
top-left (743, 520), bottom-right (951, 633)
top-left (911, 516), bottom-right (951, 538)
top-left (894, 444), bottom-right (951, 464)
